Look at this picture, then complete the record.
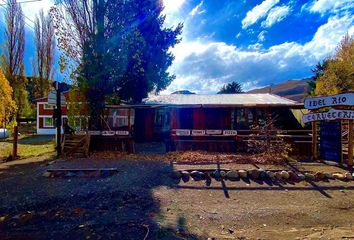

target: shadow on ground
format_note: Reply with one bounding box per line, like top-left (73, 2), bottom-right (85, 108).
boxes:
top-left (0, 135), bottom-right (54, 146)
top-left (17, 135), bottom-right (55, 145)
top-left (0, 158), bottom-right (200, 240)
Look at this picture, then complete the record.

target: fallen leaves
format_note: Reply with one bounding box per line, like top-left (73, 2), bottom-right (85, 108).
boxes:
top-left (73, 208), bottom-right (86, 216)
top-left (86, 151), bottom-right (287, 165)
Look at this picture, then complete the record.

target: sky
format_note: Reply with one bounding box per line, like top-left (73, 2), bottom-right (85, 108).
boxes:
top-left (0, 0), bottom-right (353, 94)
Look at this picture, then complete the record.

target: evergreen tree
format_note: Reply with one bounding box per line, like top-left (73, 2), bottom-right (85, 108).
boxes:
top-left (307, 60), bottom-right (328, 95)
top-left (111, 0), bottom-right (182, 103)
top-left (218, 81), bottom-right (243, 94)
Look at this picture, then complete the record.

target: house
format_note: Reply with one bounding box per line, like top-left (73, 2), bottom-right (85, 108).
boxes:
top-left (36, 92), bottom-right (305, 152)
top-left (34, 91), bottom-right (70, 135)
top-left (35, 92), bottom-right (134, 135)
top-left (136, 93), bottom-right (304, 152)
top-left (134, 93), bottom-right (303, 140)
top-left (103, 93), bottom-right (304, 152)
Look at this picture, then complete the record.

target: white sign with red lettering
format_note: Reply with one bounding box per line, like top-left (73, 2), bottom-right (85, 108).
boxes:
top-left (304, 93), bottom-right (354, 110)
top-left (223, 130), bottom-right (237, 136)
top-left (101, 131), bottom-right (115, 136)
top-left (116, 131), bottom-right (129, 136)
top-left (302, 109), bottom-right (354, 123)
top-left (88, 131), bottom-right (101, 136)
top-left (75, 131), bottom-right (87, 135)
top-left (175, 129), bottom-right (191, 136)
top-left (192, 130), bottom-right (206, 136)
top-left (206, 130), bottom-right (222, 135)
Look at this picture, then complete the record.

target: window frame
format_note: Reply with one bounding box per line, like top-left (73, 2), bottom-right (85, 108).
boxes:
top-left (43, 117), bottom-right (54, 128)
top-left (43, 103), bottom-right (55, 110)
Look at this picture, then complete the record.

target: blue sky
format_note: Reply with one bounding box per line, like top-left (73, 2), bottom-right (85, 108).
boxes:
top-left (163, 0), bottom-right (354, 93)
top-left (0, 0), bottom-right (353, 94)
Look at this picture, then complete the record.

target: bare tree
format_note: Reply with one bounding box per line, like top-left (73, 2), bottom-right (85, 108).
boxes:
top-left (50, 0), bottom-right (105, 127)
top-left (2, 0), bottom-right (25, 82)
top-left (1, 0), bottom-right (31, 117)
top-left (50, 0), bottom-right (97, 65)
top-left (32, 10), bottom-right (56, 98)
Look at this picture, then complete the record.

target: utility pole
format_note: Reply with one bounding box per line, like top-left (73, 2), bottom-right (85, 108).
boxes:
top-left (12, 125), bottom-right (18, 159)
top-left (55, 81), bottom-right (62, 156)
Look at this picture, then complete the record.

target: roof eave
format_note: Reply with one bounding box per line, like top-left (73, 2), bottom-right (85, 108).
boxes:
top-left (143, 103), bottom-right (303, 108)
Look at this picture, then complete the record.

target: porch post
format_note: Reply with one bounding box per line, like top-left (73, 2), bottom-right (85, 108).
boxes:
top-left (169, 108), bottom-right (178, 151)
top-left (312, 121), bottom-right (318, 160)
top-left (128, 108), bottom-right (131, 135)
top-left (12, 125), bottom-right (18, 159)
top-left (265, 107), bottom-right (271, 152)
top-left (348, 120), bottom-right (353, 168)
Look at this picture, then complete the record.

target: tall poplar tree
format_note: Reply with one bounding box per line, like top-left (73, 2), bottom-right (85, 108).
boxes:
top-left (1, 0), bottom-right (31, 117)
top-left (32, 10), bottom-right (56, 98)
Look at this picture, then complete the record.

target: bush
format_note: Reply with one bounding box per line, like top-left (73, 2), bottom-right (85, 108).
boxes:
top-left (247, 121), bottom-right (292, 159)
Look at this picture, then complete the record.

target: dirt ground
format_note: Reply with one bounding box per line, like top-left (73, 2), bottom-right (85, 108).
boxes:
top-left (0, 155), bottom-right (353, 240)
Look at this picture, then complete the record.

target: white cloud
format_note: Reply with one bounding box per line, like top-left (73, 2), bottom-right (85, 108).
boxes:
top-left (306, 0), bottom-right (354, 15)
top-left (165, 14), bottom-right (354, 94)
top-left (0, 0), bottom-right (54, 28)
top-left (248, 42), bottom-right (263, 50)
top-left (20, 0), bottom-right (54, 26)
top-left (166, 40), bottom-right (309, 94)
top-left (162, 0), bottom-right (187, 27)
top-left (189, 0), bottom-right (204, 16)
top-left (303, 14), bottom-right (354, 58)
top-left (242, 0), bottom-right (280, 29)
top-left (163, 0), bottom-right (186, 15)
top-left (261, 5), bottom-right (291, 28)
top-left (258, 31), bottom-right (266, 42)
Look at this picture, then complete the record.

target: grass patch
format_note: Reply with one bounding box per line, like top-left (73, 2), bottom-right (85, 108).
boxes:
top-left (0, 135), bottom-right (55, 160)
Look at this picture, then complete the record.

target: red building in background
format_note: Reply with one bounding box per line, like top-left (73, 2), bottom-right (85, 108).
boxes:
top-left (34, 91), bottom-right (69, 135)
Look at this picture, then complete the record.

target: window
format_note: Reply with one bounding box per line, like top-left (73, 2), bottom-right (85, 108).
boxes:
top-left (256, 109), bottom-right (266, 126)
top-left (155, 108), bottom-right (169, 127)
top-left (205, 108), bottom-right (225, 129)
top-left (44, 117), bottom-right (54, 127)
top-left (115, 116), bottom-right (128, 127)
top-left (44, 104), bottom-right (55, 109)
top-left (71, 117), bottom-right (81, 130)
top-left (248, 110), bottom-right (254, 126)
top-left (177, 108), bottom-right (193, 129)
top-left (107, 109), bottom-right (135, 129)
top-left (235, 109), bottom-right (248, 130)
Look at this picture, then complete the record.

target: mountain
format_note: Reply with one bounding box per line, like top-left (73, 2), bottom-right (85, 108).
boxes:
top-left (248, 79), bottom-right (311, 102)
top-left (172, 90), bottom-right (196, 94)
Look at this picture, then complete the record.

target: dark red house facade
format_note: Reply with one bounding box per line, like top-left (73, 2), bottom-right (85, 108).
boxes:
top-left (131, 93), bottom-right (303, 151)
top-left (35, 92), bottom-right (303, 152)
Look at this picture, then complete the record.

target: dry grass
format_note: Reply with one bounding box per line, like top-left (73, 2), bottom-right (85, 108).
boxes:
top-left (0, 135), bottom-right (55, 161)
top-left (86, 150), bottom-right (287, 165)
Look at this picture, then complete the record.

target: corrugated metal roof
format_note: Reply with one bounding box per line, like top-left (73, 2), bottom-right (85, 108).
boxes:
top-left (143, 93), bottom-right (298, 107)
